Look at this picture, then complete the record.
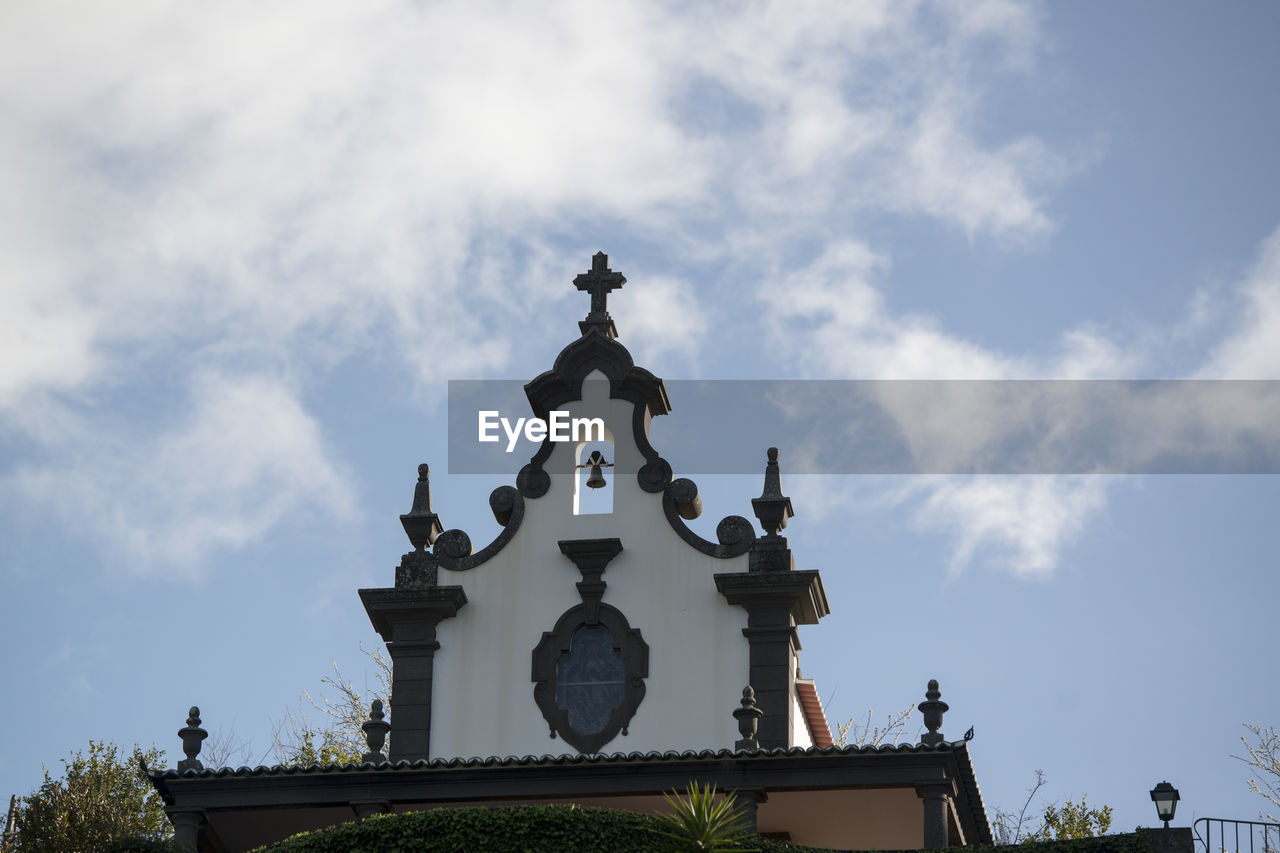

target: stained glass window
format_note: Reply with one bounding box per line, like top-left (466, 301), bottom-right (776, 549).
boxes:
top-left (555, 624), bottom-right (625, 736)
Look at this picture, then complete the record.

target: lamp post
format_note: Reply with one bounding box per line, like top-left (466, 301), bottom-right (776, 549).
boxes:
top-left (1150, 781), bottom-right (1180, 829)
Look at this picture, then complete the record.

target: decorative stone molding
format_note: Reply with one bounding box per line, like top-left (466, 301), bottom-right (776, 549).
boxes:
top-left (361, 699), bottom-right (390, 765)
top-left (715, 571), bottom-right (829, 748)
top-left (519, 253), bottom-right (674, 500)
top-left (432, 485), bottom-right (526, 572)
top-left (733, 686), bottom-right (764, 751)
top-left (661, 478), bottom-right (756, 558)
top-left (166, 809), bottom-right (202, 848)
top-left (360, 586), bottom-right (467, 761)
top-left (177, 707), bottom-right (207, 773)
top-left (918, 679), bottom-right (949, 746)
top-left (530, 538), bottom-right (648, 755)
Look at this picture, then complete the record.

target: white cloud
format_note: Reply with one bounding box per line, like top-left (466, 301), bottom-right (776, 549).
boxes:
top-left (756, 211), bottom-right (1280, 578)
top-left (5, 372), bottom-right (353, 577)
top-left (617, 275), bottom-right (708, 370)
top-left (907, 475), bottom-right (1109, 578)
top-left (1198, 225), bottom-right (1280, 379)
top-left (0, 0), bottom-right (1087, 571)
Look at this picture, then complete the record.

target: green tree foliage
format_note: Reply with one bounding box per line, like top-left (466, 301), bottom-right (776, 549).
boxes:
top-left (649, 783), bottom-right (759, 852)
top-left (994, 772), bottom-right (1114, 844)
top-left (12, 740), bottom-right (174, 852)
top-left (1033, 795), bottom-right (1114, 841)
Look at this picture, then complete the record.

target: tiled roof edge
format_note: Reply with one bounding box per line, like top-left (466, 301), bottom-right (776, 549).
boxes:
top-left (949, 740), bottom-right (992, 844)
top-left (147, 741), bottom-right (965, 780)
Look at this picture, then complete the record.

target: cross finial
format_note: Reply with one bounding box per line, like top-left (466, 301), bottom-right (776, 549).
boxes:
top-left (573, 251), bottom-right (626, 338)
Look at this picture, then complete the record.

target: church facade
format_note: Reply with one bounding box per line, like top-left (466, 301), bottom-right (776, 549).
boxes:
top-left (147, 253), bottom-right (992, 852)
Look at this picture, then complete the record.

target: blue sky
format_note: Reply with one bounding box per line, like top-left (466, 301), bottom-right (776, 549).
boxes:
top-left (2, 0), bottom-right (1278, 837)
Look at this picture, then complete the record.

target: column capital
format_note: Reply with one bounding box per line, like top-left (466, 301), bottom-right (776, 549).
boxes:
top-left (914, 777), bottom-right (959, 799)
top-left (166, 808), bottom-right (203, 848)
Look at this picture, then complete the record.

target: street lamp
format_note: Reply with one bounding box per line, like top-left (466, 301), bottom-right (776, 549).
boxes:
top-left (1150, 781), bottom-right (1180, 828)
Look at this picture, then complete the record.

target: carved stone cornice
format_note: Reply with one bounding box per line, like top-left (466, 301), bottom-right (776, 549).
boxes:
top-left (713, 570), bottom-right (830, 626)
top-left (359, 586), bottom-right (468, 642)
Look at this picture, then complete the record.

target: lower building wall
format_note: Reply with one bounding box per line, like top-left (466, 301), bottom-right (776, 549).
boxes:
top-left (760, 788), bottom-right (925, 850)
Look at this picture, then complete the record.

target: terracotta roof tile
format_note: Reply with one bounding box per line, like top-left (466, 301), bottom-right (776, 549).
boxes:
top-left (795, 678), bottom-right (833, 748)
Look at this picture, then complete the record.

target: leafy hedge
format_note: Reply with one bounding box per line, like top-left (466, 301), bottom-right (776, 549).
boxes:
top-left (954, 832), bottom-right (1153, 853)
top-left (260, 805), bottom-right (674, 852)
top-left (258, 804), bottom-right (1156, 853)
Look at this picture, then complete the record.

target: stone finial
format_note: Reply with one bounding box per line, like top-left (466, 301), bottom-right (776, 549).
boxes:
top-left (751, 448), bottom-right (794, 538)
top-left (917, 679), bottom-right (950, 746)
top-left (573, 251), bottom-right (626, 338)
top-left (362, 699), bottom-right (391, 765)
top-left (177, 706), bottom-right (208, 772)
top-left (400, 463), bottom-right (444, 550)
top-left (733, 686), bottom-right (764, 751)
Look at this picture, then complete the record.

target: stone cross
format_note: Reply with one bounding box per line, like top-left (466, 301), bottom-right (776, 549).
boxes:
top-left (573, 251), bottom-right (626, 321)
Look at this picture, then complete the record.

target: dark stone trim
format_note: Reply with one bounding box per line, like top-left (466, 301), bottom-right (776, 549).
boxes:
top-left (661, 478), bottom-right (756, 558)
top-left (165, 809), bottom-right (202, 851)
top-left (633, 402), bottom-right (673, 493)
top-left (557, 538), bottom-right (624, 623)
top-left (915, 778), bottom-right (959, 849)
top-left (525, 330), bottom-right (670, 420)
top-left (729, 788), bottom-right (767, 834)
top-left (360, 586), bottom-right (468, 762)
top-left (714, 571), bottom-right (829, 627)
top-left (715, 571), bottom-right (830, 749)
top-left (519, 328), bottom-right (674, 499)
top-left (431, 486), bottom-right (525, 571)
top-left (149, 746), bottom-right (992, 850)
top-left (531, 602), bottom-right (649, 755)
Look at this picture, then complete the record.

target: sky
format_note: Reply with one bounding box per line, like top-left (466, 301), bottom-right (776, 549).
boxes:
top-left (1, 0), bottom-right (1278, 840)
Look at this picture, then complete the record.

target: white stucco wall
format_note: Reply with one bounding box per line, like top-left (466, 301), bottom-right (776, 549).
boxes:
top-left (429, 375), bottom-right (754, 759)
top-left (790, 689), bottom-right (813, 749)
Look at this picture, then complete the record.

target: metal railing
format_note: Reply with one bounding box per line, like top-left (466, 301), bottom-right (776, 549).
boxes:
top-left (1195, 817), bottom-right (1280, 853)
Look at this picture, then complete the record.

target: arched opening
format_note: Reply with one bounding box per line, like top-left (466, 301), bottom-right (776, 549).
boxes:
top-left (573, 437), bottom-right (614, 515)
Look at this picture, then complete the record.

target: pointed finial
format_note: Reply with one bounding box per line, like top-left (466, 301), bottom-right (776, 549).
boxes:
top-left (751, 447), bottom-right (794, 538)
top-left (400, 463), bottom-right (444, 550)
top-left (917, 679), bottom-right (949, 746)
top-left (733, 686), bottom-right (764, 751)
top-left (573, 251), bottom-right (626, 338)
top-left (177, 706), bottom-right (208, 772)
top-left (361, 699), bottom-right (391, 764)
top-left (412, 464), bottom-right (433, 513)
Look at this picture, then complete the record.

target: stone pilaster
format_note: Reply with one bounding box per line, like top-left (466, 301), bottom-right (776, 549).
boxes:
top-left (915, 779), bottom-right (957, 849)
top-left (714, 571), bottom-right (827, 748)
top-left (167, 809), bottom-right (202, 849)
top-left (360, 586), bottom-right (467, 762)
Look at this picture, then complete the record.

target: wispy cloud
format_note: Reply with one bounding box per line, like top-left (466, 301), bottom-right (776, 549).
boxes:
top-left (0, 0), bottom-right (1170, 574)
top-left (1199, 225), bottom-right (1280, 379)
top-left (5, 372), bottom-right (353, 577)
top-left (759, 217), bottom-right (1280, 576)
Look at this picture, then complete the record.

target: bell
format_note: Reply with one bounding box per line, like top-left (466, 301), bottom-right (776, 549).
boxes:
top-left (585, 450), bottom-right (608, 489)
